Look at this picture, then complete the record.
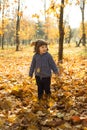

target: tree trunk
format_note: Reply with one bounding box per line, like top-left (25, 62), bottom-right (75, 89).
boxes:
top-left (16, 0), bottom-right (20, 51)
top-left (1, 2), bottom-right (5, 50)
top-left (58, 0), bottom-right (64, 63)
top-left (44, 0), bottom-right (48, 40)
top-left (80, 0), bottom-right (86, 46)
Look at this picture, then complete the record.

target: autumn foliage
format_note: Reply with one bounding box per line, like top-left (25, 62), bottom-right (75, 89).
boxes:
top-left (0, 44), bottom-right (87, 130)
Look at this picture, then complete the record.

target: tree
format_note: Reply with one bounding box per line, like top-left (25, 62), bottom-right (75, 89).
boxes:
top-left (77, 0), bottom-right (86, 47)
top-left (15, 0), bottom-right (21, 51)
top-left (1, 0), bottom-right (5, 49)
top-left (35, 21), bottom-right (45, 39)
top-left (64, 25), bottom-right (72, 44)
top-left (46, 0), bottom-right (65, 62)
top-left (0, 0), bottom-right (2, 47)
top-left (0, 0), bottom-right (10, 49)
top-left (44, 17), bottom-right (59, 42)
top-left (5, 19), bottom-right (16, 46)
top-left (20, 18), bottom-right (36, 43)
top-left (44, 0), bottom-right (48, 40)
top-left (58, 0), bottom-right (64, 63)
top-left (80, 0), bottom-right (86, 46)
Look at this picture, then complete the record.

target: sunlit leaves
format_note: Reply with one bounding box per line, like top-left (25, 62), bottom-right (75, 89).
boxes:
top-left (7, 114), bottom-right (17, 123)
top-left (17, 11), bottom-right (23, 17)
top-left (76, 0), bottom-right (80, 5)
top-left (14, 0), bottom-right (18, 3)
top-left (0, 30), bottom-right (3, 35)
top-left (32, 14), bottom-right (40, 19)
top-left (20, 19), bottom-right (36, 40)
top-left (0, 45), bottom-right (87, 129)
top-left (79, 22), bottom-right (87, 38)
top-left (44, 17), bottom-right (59, 41)
top-left (47, 1), bottom-right (60, 16)
top-left (65, 0), bottom-right (69, 4)
top-left (0, 18), bottom-right (9, 35)
top-left (71, 115), bottom-right (81, 123)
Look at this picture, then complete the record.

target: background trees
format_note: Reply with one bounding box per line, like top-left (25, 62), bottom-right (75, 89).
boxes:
top-left (0, 0), bottom-right (87, 62)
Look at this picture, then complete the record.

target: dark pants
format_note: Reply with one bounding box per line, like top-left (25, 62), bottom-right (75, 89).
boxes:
top-left (35, 76), bottom-right (51, 99)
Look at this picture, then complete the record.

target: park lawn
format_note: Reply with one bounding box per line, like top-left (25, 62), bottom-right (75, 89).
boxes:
top-left (0, 43), bottom-right (87, 130)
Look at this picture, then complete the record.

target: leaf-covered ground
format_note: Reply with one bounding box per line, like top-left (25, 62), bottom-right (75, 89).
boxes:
top-left (0, 44), bottom-right (87, 130)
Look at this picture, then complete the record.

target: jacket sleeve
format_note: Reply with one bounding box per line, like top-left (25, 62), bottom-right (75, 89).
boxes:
top-left (29, 55), bottom-right (36, 77)
top-left (48, 54), bottom-right (59, 74)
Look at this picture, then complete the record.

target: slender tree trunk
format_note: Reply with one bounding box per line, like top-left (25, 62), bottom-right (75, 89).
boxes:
top-left (58, 0), bottom-right (64, 63)
top-left (44, 0), bottom-right (48, 40)
top-left (16, 0), bottom-right (20, 51)
top-left (0, 1), bottom-right (1, 46)
top-left (81, 8), bottom-right (86, 46)
top-left (1, 2), bottom-right (5, 49)
top-left (80, 0), bottom-right (86, 46)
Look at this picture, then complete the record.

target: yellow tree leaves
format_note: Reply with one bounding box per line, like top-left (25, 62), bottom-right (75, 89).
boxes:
top-left (79, 22), bottom-right (87, 38)
top-left (0, 18), bottom-right (9, 35)
top-left (19, 19), bottom-right (36, 41)
top-left (44, 17), bottom-right (59, 41)
top-left (32, 14), bottom-right (40, 19)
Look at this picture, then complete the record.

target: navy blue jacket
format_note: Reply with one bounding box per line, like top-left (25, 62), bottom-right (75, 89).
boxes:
top-left (29, 52), bottom-right (58, 78)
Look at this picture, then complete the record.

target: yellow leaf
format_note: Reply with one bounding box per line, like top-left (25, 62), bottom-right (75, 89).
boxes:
top-left (12, 85), bottom-right (20, 91)
top-left (8, 114), bottom-right (16, 123)
top-left (64, 92), bottom-right (72, 97)
top-left (18, 11), bottom-right (23, 17)
top-left (62, 86), bottom-right (69, 91)
top-left (32, 14), bottom-right (39, 19)
top-left (49, 99), bottom-right (55, 107)
top-left (0, 30), bottom-right (3, 35)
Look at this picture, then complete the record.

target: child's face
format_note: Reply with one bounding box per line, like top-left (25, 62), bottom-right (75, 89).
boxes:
top-left (39, 45), bottom-right (48, 54)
